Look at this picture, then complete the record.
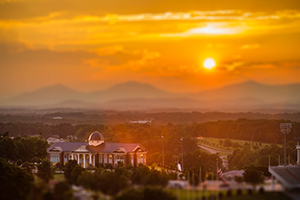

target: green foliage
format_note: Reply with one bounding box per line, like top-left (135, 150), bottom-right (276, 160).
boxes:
top-left (70, 165), bottom-right (86, 185)
top-left (0, 134), bottom-right (49, 163)
top-left (79, 169), bottom-right (129, 196)
top-left (243, 165), bottom-right (264, 188)
top-left (36, 159), bottom-right (54, 183)
top-left (21, 161), bottom-right (35, 173)
top-left (228, 141), bottom-right (297, 169)
top-left (0, 158), bottom-right (34, 200)
top-left (183, 149), bottom-right (220, 174)
top-left (186, 164), bottom-right (205, 186)
top-left (131, 164), bottom-right (150, 185)
top-left (0, 135), bottom-right (18, 161)
top-left (64, 160), bottom-right (87, 185)
top-left (53, 181), bottom-right (74, 200)
top-left (141, 169), bottom-right (168, 187)
top-left (224, 139), bottom-right (232, 149)
top-left (64, 160), bottom-right (78, 184)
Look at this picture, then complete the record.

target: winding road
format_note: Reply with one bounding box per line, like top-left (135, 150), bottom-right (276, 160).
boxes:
top-left (198, 144), bottom-right (232, 169)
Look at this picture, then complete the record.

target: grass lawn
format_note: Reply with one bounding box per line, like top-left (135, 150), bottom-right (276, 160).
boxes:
top-left (221, 192), bottom-right (291, 200)
top-left (200, 137), bottom-right (282, 151)
top-left (168, 189), bottom-right (220, 200)
top-left (53, 173), bottom-right (65, 182)
top-left (168, 189), bottom-right (291, 200)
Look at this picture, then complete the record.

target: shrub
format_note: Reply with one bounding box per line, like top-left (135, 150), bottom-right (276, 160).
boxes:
top-left (247, 189), bottom-right (253, 195)
top-left (236, 188), bottom-right (242, 195)
top-left (226, 189), bottom-right (232, 197)
top-left (258, 187), bottom-right (265, 194)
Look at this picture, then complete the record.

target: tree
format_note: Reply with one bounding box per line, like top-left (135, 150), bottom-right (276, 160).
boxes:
top-left (141, 169), bottom-right (168, 187)
top-left (131, 164), bottom-right (150, 185)
top-left (97, 170), bottom-right (129, 196)
top-left (37, 159), bottom-right (54, 183)
top-left (243, 165), bottom-right (264, 189)
top-left (21, 161), bottom-right (35, 174)
top-left (64, 160), bottom-right (78, 184)
top-left (70, 165), bottom-right (86, 185)
top-left (0, 136), bottom-right (18, 161)
top-left (224, 139), bottom-right (232, 149)
top-left (0, 158), bottom-right (34, 200)
top-left (219, 139), bottom-right (224, 147)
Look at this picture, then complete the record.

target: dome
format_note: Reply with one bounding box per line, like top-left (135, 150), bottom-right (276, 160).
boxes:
top-left (88, 131), bottom-right (104, 141)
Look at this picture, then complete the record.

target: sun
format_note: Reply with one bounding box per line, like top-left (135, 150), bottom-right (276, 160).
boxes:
top-left (203, 57), bottom-right (216, 70)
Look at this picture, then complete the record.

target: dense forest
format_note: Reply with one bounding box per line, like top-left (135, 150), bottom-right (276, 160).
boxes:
top-left (1, 118), bottom-right (299, 144)
top-left (1, 110), bottom-right (300, 124)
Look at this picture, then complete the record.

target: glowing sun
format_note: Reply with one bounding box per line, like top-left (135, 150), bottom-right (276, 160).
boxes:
top-left (203, 57), bottom-right (216, 70)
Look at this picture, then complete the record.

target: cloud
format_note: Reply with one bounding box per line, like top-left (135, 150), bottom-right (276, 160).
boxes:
top-left (1, 0), bottom-right (300, 20)
top-left (240, 44), bottom-right (260, 49)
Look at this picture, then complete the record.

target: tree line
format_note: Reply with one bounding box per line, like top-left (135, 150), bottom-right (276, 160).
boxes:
top-left (1, 118), bottom-right (299, 169)
top-left (1, 111), bottom-right (300, 125)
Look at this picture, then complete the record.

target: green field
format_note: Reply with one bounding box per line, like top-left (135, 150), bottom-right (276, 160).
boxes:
top-left (168, 189), bottom-right (291, 200)
top-left (53, 173), bottom-right (65, 182)
top-left (200, 137), bottom-right (282, 151)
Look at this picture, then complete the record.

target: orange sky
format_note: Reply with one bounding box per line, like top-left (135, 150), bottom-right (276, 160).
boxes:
top-left (1, 0), bottom-right (300, 99)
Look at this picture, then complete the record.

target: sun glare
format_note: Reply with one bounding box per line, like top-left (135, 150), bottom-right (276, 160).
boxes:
top-left (203, 57), bottom-right (216, 70)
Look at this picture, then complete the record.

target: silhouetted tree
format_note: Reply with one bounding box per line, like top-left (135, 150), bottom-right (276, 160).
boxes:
top-left (36, 159), bottom-right (54, 183)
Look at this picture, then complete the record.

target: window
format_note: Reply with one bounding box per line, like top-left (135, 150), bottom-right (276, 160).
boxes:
top-left (99, 154), bottom-right (102, 163)
top-left (64, 154), bottom-right (68, 163)
top-left (50, 153), bottom-right (60, 163)
top-left (104, 154), bottom-right (107, 163)
top-left (109, 154), bottom-right (113, 164)
top-left (131, 155), bottom-right (134, 165)
top-left (138, 154), bottom-right (144, 164)
top-left (114, 154), bottom-right (124, 165)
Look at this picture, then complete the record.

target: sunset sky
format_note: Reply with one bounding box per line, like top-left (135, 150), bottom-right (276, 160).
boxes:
top-left (1, 0), bottom-right (300, 99)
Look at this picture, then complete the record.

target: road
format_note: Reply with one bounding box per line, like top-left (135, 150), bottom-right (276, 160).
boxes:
top-left (199, 144), bottom-right (232, 169)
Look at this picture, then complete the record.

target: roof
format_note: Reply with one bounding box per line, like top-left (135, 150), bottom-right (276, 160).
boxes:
top-left (293, 137), bottom-right (300, 141)
top-left (269, 165), bottom-right (300, 190)
top-left (223, 170), bottom-right (244, 177)
top-left (47, 142), bottom-right (148, 154)
top-left (88, 131), bottom-right (104, 141)
top-left (47, 142), bottom-right (87, 152)
top-left (87, 143), bottom-right (145, 153)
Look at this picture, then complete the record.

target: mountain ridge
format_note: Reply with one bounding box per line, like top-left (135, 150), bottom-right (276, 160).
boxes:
top-left (2, 81), bottom-right (300, 111)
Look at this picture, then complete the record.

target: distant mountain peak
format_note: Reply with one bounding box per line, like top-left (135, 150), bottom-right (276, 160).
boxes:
top-left (105, 81), bottom-right (165, 92)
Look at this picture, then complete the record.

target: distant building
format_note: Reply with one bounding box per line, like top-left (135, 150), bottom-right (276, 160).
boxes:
top-left (47, 137), bottom-right (64, 144)
top-left (222, 170), bottom-right (244, 181)
top-left (129, 119), bottom-right (152, 124)
top-left (47, 131), bottom-right (147, 168)
top-left (52, 116), bottom-right (63, 120)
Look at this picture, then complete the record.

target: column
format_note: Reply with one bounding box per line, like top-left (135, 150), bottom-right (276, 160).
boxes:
top-left (71, 153), bottom-right (74, 160)
top-left (93, 154), bottom-right (95, 166)
top-left (296, 142), bottom-right (300, 165)
top-left (89, 154), bottom-right (92, 166)
top-left (83, 154), bottom-right (86, 168)
top-left (271, 175), bottom-right (274, 191)
top-left (77, 154), bottom-right (80, 165)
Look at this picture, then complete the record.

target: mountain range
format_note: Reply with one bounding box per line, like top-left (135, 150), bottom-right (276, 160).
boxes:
top-left (1, 81), bottom-right (300, 112)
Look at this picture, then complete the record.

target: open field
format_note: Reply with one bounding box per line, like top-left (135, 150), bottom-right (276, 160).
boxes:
top-left (200, 137), bottom-right (282, 151)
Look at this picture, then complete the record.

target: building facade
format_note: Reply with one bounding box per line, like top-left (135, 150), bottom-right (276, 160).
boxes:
top-left (47, 131), bottom-right (147, 168)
